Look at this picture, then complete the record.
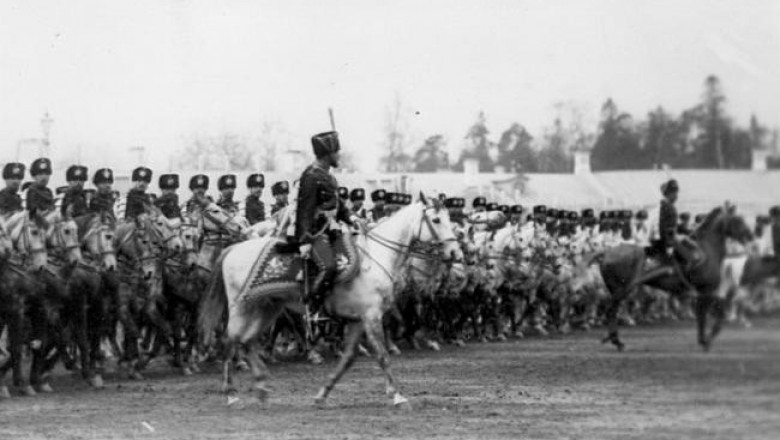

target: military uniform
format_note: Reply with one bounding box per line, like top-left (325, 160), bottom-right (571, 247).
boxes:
top-left (185, 174), bottom-right (210, 215)
top-left (296, 131), bottom-right (355, 303)
top-left (60, 165), bottom-right (89, 217)
top-left (245, 173), bottom-right (266, 225)
top-left (27, 183), bottom-right (54, 213)
top-left (124, 167), bottom-right (153, 220)
top-left (368, 189), bottom-right (386, 223)
top-left (89, 168), bottom-right (116, 219)
top-left (154, 174), bottom-right (181, 219)
top-left (658, 199), bottom-right (677, 251)
top-left (216, 195), bottom-right (239, 214)
top-left (0, 187), bottom-right (23, 215)
top-left (270, 181), bottom-right (290, 216)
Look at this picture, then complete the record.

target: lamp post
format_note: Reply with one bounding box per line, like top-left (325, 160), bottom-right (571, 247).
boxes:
top-left (40, 112), bottom-right (53, 157)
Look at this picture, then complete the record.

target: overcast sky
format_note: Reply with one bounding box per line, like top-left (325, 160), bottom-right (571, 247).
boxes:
top-left (1, 0), bottom-right (778, 172)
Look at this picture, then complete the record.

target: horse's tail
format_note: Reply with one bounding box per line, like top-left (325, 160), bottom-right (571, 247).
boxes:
top-left (198, 251), bottom-right (229, 348)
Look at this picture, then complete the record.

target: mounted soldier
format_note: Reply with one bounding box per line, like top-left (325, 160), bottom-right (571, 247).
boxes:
top-left (444, 197), bottom-right (466, 227)
top-left (368, 189), bottom-right (386, 223)
top-left (270, 181), bottom-right (290, 216)
top-left (89, 168), bottom-right (116, 220)
top-left (245, 173), bottom-right (266, 225)
top-left (185, 174), bottom-right (210, 215)
top-left (350, 188), bottom-right (366, 219)
top-left (155, 174), bottom-right (182, 219)
top-left (216, 174), bottom-right (239, 214)
top-left (61, 165), bottom-right (89, 218)
top-left (125, 166), bottom-right (153, 221)
top-left (0, 162), bottom-right (25, 216)
top-left (509, 205), bottom-right (524, 226)
top-left (26, 158), bottom-right (55, 215)
top-left (295, 131), bottom-right (360, 306)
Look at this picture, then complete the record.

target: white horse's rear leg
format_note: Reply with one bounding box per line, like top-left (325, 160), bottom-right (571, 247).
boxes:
top-left (314, 321), bottom-right (364, 405)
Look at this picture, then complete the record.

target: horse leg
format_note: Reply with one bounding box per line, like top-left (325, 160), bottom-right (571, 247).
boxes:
top-left (243, 339), bottom-right (272, 404)
top-left (708, 296), bottom-right (727, 348)
top-left (6, 309), bottom-right (32, 396)
top-left (314, 320), bottom-right (364, 405)
top-left (601, 296), bottom-right (625, 351)
top-left (363, 313), bottom-right (410, 409)
top-left (695, 295), bottom-right (711, 351)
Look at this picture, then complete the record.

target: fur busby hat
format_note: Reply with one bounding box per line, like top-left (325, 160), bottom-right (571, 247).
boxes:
top-left (443, 197), bottom-right (465, 209)
top-left (311, 131), bottom-right (340, 159)
top-left (661, 179), bottom-right (679, 196)
top-left (533, 205), bottom-right (546, 215)
top-left (66, 165), bottom-right (88, 182)
top-left (246, 173), bottom-right (265, 188)
top-left (131, 166), bottom-right (152, 183)
top-left (384, 192), bottom-right (403, 205)
top-left (338, 187), bottom-right (349, 199)
top-left (622, 210), bottom-right (633, 219)
top-left (159, 174), bottom-right (179, 190)
top-left (93, 168), bottom-right (114, 185)
top-left (350, 188), bottom-right (365, 202)
top-left (498, 205), bottom-right (510, 215)
top-left (769, 206), bottom-right (780, 218)
top-left (271, 181), bottom-right (289, 196)
top-left (30, 158), bottom-right (52, 177)
top-left (486, 202), bottom-right (499, 212)
top-left (679, 212), bottom-right (691, 221)
top-left (546, 208), bottom-right (559, 219)
top-left (2, 162), bottom-right (25, 180)
top-left (694, 213), bottom-right (706, 223)
top-left (636, 209), bottom-right (648, 220)
top-left (473, 196), bottom-right (487, 208)
top-left (189, 174), bottom-right (209, 190)
top-left (556, 209), bottom-right (566, 219)
top-left (371, 189), bottom-right (386, 202)
top-left (581, 208), bottom-right (594, 218)
top-left (218, 174), bottom-right (236, 190)
top-left (403, 194), bottom-right (412, 205)
top-left (510, 205), bottom-right (524, 214)
top-left (568, 211), bottom-right (579, 221)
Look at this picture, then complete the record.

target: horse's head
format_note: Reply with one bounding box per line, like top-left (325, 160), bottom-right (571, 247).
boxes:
top-left (0, 221), bottom-right (12, 260)
top-left (46, 211), bottom-right (82, 264)
top-left (200, 201), bottom-right (245, 239)
top-left (178, 219), bottom-right (200, 268)
top-left (84, 214), bottom-right (117, 271)
top-left (695, 207), bottom-right (754, 245)
top-left (131, 226), bottom-right (159, 280)
top-left (417, 192), bottom-right (464, 263)
top-left (144, 209), bottom-right (184, 255)
top-left (11, 211), bottom-right (48, 270)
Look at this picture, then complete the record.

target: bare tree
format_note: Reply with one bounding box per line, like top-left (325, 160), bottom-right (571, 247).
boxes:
top-left (379, 93), bottom-right (414, 172)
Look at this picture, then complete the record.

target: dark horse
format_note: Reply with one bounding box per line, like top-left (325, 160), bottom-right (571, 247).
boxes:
top-left (596, 207), bottom-right (753, 352)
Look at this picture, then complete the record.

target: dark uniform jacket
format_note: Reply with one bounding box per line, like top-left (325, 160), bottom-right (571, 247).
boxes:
top-left (184, 195), bottom-right (212, 215)
top-left (124, 188), bottom-right (150, 219)
top-left (772, 223), bottom-right (780, 259)
top-left (154, 193), bottom-right (181, 219)
top-left (89, 191), bottom-right (116, 219)
top-left (677, 223), bottom-right (692, 236)
top-left (659, 199), bottom-right (678, 248)
top-left (61, 187), bottom-right (89, 218)
top-left (295, 164), bottom-right (352, 244)
top-left (26, 183), bottom-right (54, 213)
top-left (216, 196), bottom-right (239, 214)
top-left (0, 187), bottom-right (23, 215)
top-left (245, 195), bottom-right (265, 225)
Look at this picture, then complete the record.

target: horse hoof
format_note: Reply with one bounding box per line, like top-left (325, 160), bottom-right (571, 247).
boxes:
top-left (38, 383), bottom-right (54, 394)
top-left (90, 375), bottom-right (105, 389)
top-left (427, 341), bottom-right (441, 351)
top-left (388, 344), bottom-right (401, 356)
top-left (21, 385), bottom-right (36, 397)
top-left (256, 385), bottom-right (271, 403)
top-left (236, 360), bottom-right (249, 371)
top-left (129, 370), bottom-right (145, 381)
top-left (313, 388), bottom-right (327, 407)
top-left (190, 364), bottom-right (202, 374)
top-left (308, 351), bottom-right (324, 365)
top-left (393, 393), bottom-right (411, 410)
top-left (513, 331), bottom-right (525, 339)
top-left (226, 395), bottom-right (241, 406)
top-left (357, 345), bottom-right (371, 357)
top-left (495, 334), bottom-right (507, 342)
top-left (479, 336), bottom-right (489, 343)
top-left (0, 386), bottom-right (10, 399)
top-left (454, 339), bottom-right (466, 347)
top-left (182, 367), bottom-right (193, 376)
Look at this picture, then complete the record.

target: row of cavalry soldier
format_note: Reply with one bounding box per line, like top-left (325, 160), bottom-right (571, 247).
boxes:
top-left (0, 132), bottom-right (775, 406)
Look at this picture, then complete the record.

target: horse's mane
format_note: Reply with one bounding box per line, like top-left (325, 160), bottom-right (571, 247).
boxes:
top-left (691, 207), bottom-right (724, 239)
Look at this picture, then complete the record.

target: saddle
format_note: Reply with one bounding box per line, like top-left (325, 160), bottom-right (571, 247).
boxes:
top-left (241, 232), bottom-right (361, 303)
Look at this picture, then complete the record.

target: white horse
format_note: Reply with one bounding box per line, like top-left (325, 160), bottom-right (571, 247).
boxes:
top-left (198, 193), bottom-right (462, 407)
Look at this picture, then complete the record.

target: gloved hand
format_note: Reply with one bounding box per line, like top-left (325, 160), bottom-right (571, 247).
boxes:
top-left (665, 246), bottom-right (674, 257)
top-left (299, 244), bottom-right (312, 259)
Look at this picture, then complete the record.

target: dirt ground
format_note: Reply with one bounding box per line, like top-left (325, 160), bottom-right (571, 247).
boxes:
top-left (2, 318), bottom-right (779, 440)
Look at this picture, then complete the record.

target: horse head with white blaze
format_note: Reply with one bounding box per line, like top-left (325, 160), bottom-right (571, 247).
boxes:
top-left (2, 210), bottom-right (48, 271)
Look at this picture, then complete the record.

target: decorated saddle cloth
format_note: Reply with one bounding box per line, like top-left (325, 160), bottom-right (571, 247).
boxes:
top-left (242, 232), bottom-right (361, 301)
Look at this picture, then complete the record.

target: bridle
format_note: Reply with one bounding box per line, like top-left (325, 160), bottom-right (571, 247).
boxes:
top-left (200, 206), bottom-right (243, 242)
top-left (83, 220), bottom-right (117, 263)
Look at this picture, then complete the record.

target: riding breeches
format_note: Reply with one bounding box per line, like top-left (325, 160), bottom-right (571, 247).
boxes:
top-left (310, 233), bottom-right (338, 298)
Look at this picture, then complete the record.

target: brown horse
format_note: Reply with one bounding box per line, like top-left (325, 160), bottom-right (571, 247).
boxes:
top-left (596, 207), bottom-right (753, 352)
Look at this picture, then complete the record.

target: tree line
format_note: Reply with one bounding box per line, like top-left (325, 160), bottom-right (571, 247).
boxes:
top-left (380, 75), bottom-right (776, 173)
